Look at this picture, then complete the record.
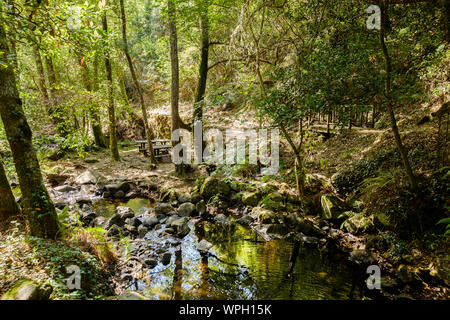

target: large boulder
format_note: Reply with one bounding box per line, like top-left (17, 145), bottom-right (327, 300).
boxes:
top-left (1, 279), bottom-right (52, 300)
top-left (200, 177), bottom-right (231, 200)
top-left (242, 191), bottom-right (262, 207)
top-left (75, 170), bottom-right (103, 185)
top-left (320, 194), bottom-right (346, 220)
top-left (178, 202), bottom-right (196, 217)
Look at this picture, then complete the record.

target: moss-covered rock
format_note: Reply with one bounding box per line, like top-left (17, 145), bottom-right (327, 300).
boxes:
top-left (200, 177), bottom-right (231, 200)
top-left (375, 212), bottom-right (394, 228)
top-left (259, 192), bottom-right (285, 211)
top-left (341, 212), bottom-right (374, 234)
top-left (320, 194), bottom-right (345, 220)
top-left (242, 191), bottom-right (262, 207)
top-left (251, 207), bottom-right (279, 224)
top-left (1, 279), bottom-right (52, 300)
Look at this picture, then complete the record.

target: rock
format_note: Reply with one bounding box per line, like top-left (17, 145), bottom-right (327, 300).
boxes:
top-left (46, 148), bottom-right (65, 161)
top-left (266, 224), bottom-right (289, 236)
top-left (320, 194), bottom-right (346, 220)
top-left (190, 192), bottom-right (203, 204)
top-left (120, 273), bottom-right (133, 282)
top-left (242, 191), bottom-right (262, 207)
top-left (252, 207), bottom-right (278, 224)
top-left (342, 212), bottom-right (374, 234)
top-left (301, 235), bottom-right (319, 245)
top-left (80, 209), bottom-right (97, 222)
top-left (178, 202), bottom-right (196, 217)
top-left (114, 191), bottom-right (125, 199)
top-left (170, 217), bottom-right (190, 238)
top-left (215, 214), bottom-right (230, 223)
top-left (165, 215), bottom-right (181, 226)
top-left (397, 265), bottom-right (419, 284)
top-left (75, 170), bottom-right (102, 185)
top-left (76, 197), bottom-right (92, 206)
top-left (349, 250), bottom-right (377, 265)
top-left (155, 203), bottom-right (174, 215)
top-left (200, 177), bottom-right (231, 199)
top-left (161, 252), bottom-right (172, 265)
top-left (109, 291), bottom-right (149, 300)
top-left (196, 200), bottom-right (207, 216)
top-left (84, 158), bottom-right (98, 164)
top-left (177, 193), bottom-right (191, 204)
top-left (54, 185), bottom-right (77, 193)
top-left (125, 225), bottom-right (138, 234)
top-left (375, 212), bottom-right (394, 228)
top-left (259, 192), bottom-right (285, 211)
top-left (236, 215), bottom-right (254, 226)
top-left (138, 225), bottom-right (148, 238)
top-left (105, 182), bottom-right (132, 194)
top-left (144, 259), bottom-right (157, 268)
top-left (197, 239), bottom-right (213, 253)
top-left (54, 201), bottom-right (69, 210)
top-left (129, 217), bottom-right (142, 228)
top-left (107, 214), bottom-right (125, 229)
top-left (142, 217), bottom-right (159, 229)
top-left (305, 174), bottom-right (326, 194)
top-left (117, 206), bottom-right (135, 220)
top-left (1, 279), bottom-right (52, 300)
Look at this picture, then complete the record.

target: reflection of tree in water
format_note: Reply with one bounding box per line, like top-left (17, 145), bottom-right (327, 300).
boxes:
top-left (171, 249), bottom-right (183, 300)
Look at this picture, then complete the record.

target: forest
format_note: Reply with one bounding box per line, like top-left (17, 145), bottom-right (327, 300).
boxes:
top-left (0, 0), bottom-right (448, 301)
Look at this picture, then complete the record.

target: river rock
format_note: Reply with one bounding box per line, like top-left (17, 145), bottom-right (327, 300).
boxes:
top-left (200, 177), bottom-right (231, 199)
top-left (342, 212), bottom-right (374, 234)
top-left (128, 217), bottom-right (142, 228)
top-left (144, 259), bottom-right (157, 268)
top-left (190, 192), bottom-right (203, 204)
top-left (117, 206), bottom-right (135, 219)
top-left (142, 217), bottom-right (159, 229)
top-left (197, 239), bottom-right (213, 253)
top-left (75, 170), bottom-right (102, 185)
top-left (178, 202), bottom-right (196, 217)
top-left (105, 182), bottom-right (132, 194)
top-left (215, 214), bottom-right (230, 223)
top-left (155, 202), bottom-right (174, 215)
top-left (320, 194), bottom-right (346, 220)
top-left (54, 185), bottom-right (77, 193)
top-left (196, 200), bottom-right (207, 216)
top-left (107, 213), bottom-right (125, 229)
top-left (349, 249), bottom-right (377, 265)
top-left (161, 252), bottom-right (172, 265)
top-left (1, 279), bottom-right (52, 300)
top-left (252, 207), bottom-right (278, 224)
top-left (170, 217), bottom-right (190, 238)
top-left (236, 215), bottom-right (254, 226)
top-left (138, 225), bottom-right (148, 238)
top-left (295, 218), bottom-right (326, 238)
top-left (266, 224), bottom-right (289, 236)
top-left (114, 191), bottom-right (126, 199)
top-left (177, 193), bottom-right (190, 204)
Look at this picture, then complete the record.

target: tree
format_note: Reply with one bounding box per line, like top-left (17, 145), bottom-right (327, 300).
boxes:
top-left (0, 23), bottom-right (59, 239)
top-left (119, 0), bottom-right (157, 164)
top-left (0, 159), bottom-right (20, 222)
top-left (102, 7), bottom-right (120, 161)
top-left (168, 0), bottom-right (188, 174)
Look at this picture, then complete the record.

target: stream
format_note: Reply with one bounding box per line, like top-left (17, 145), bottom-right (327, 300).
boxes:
top-left (95, 198), bottom-right (364, 300)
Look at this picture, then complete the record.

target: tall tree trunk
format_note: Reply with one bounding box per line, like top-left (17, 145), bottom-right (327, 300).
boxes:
top-left (119, 0), bottom-right (157, 164)
top-left (168, 0), bottom-right (186, 175)
top-left (32, 44), bottom-right (52, 116)
top-left (78, 54), bottom-right (106, 148)
top-left (193, 1), bottom-right (210, 124)
top-left (0, 159), bottom-right (20, 222)
top-left (0, 24), bottom-right (59, 239)
top-left (102, 11), bottom-right (120, 161)
top-left (379, 11), bottom-right (418, 192)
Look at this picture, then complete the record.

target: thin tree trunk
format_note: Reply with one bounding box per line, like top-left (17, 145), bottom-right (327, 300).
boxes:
top-left (379, 14), bottom-right (418, 192)
top-left (102, 11), bottom-right (120, 161)
top-left (0, 159), bottom-right (20, 222)
top-left (168, 0), bottom-right (186, 175)
top-left (79, 54), bottom-right (106, 148)
top-left (119, 0), bottom-right (157, 164)
top-left (193, 1), bottom-right (210, 124)
top-left (0, 24), bottom-right (59, 239)
top-left (32, 44), bottom-right (51, 115)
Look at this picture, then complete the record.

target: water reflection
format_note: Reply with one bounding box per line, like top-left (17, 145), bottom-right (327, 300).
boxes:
top-left (139, 221), bottom-right (362, 300)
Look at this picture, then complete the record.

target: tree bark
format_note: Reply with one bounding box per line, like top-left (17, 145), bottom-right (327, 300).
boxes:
top-left (168, 0), bottom-right (187, 175)
top-left (119, 0), bottom-right (157, 164)
top-left (0, 24), bottom-right (59, 239)
top-left (193, 1), bottom-right (210, 124)
top-left (32, 44), bottom-right (51, 115)
top-left (379, 10), bottom-right (418, 192)
top-left (78, 54), bottom-right (107, 148)
top-left (0, 159), bottom-right (20, 222)
top-left (102, 11), bottom-right (120, 161)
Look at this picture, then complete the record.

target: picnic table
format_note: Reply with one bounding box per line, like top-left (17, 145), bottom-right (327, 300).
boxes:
top-left (136, 139), bottom-right (172, 158)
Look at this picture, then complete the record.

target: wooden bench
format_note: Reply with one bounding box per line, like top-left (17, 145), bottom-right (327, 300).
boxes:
top-left (136, 139), bottom-right (172, 158)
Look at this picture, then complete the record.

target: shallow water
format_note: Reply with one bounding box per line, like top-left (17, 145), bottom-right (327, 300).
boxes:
top-left (96, 199), bottom-right (362, 300)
